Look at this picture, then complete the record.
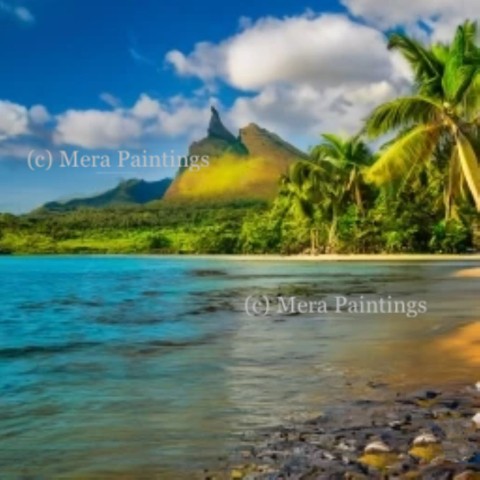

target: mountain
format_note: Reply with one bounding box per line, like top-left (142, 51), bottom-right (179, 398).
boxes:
top-left (188, 107), bottom-right (249, 158)
top-left (164, 109), bottom-right (307, 202)
top-left (40, 178), bottom-right (172, 212)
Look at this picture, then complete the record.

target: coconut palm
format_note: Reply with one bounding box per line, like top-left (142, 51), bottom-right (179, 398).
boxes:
top-left (282, 134), bottom-right (373, 253)
top-left (364, 21), bottom-right (480, 217)
top-left (310, 134), bottom-right (374, 213)
top-left (279, 169), bottom-right (320, 254)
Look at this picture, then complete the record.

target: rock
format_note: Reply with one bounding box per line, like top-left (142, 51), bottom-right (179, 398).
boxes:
top-left (358, 441), bottom-right (398, 470)
top-left (409, 443), bottom-right (444, 463)
top-left (338, 439), bottom-right (357, 452)
top-left (420, 462), bottom-right (460, 479)
top-left (358, 451), bottom-right (399, 470)
top-left (414, 432), bottom-right (441, 446)
top-left (364, 441), bottom-right (392, 454)
top-left (472, 413), bottom-right (480, 429)
top-left (454, 471), bottom-right (480, 480)
top-left (208, 107), bottom-right (237, 143)
top-left (230, 468), bottom-right (244, 479)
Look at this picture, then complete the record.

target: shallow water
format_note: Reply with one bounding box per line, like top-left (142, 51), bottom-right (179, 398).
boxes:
top-left (0, 256), bottom-right (479, 478)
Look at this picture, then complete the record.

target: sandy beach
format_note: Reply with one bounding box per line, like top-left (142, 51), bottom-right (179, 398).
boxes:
top-left (154, 253), bottom-right (480, 263)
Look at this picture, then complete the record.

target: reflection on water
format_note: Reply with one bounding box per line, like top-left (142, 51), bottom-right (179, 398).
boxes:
top-left (436, 321), bottom-right (480, 367)
top-left (0, 256), bottom-right (479, 478)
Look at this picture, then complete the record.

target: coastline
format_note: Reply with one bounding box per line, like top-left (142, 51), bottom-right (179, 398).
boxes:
top-left (3, 252), bottom-right (480, 262)
top-left (167, 253), bottom-right (480, 262)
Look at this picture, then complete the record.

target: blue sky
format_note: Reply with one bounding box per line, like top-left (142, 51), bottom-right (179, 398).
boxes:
top-left (0, 0), bottom-right (475, 212)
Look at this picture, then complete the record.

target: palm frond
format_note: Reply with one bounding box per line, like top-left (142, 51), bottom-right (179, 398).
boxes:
top-left (388, 34), bottom-right (443, 94)
top-left (364, 96), bottom-right (442, 138)
top-left (366, 124), bottom-right (442, 185)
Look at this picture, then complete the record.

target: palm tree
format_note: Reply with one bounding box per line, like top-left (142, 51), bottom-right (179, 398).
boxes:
top-left (364, 21), bottom-right (480, 217)
top-left (281, 134), bottom-right (373, 253)
top-left (310, 134), bottom-right (374, 213)
top-left (279, 170), bottom-right (320, 254)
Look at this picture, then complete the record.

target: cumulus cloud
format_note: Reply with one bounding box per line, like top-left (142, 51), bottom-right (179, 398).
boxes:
top-left (0, 101), bottom-right (29, 141)
top-left (54, 109), bottom-right (143, 149)
top-left (227, 81), bottom-right (397, 142)
top-left (131, 94), bottom-right (162, 119)
top-left (342, 0), bottom-right (479, 40)
top-left (166, 43), bottom-right (224, 82)
top-left (29, 105), bottom-right (51, 125)
top-left (166, 12), bottom-right (410, 141)
top-left (53, 95), bottom-right (214, 149)
top-left (167, 14), bottom-right (400, 91)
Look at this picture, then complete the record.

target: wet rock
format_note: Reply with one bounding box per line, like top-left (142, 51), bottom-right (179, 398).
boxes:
top-left (219, 384), bottom-right (480, 479)
top-left (364, 440), bottom-right (391, 454)
top-left (453, 471), bottom-right (480, 480)
top-left (358, 440), bottom-right (398, 471)
top-left (409, 438), bottom-right (444, 464)
top-left (472, 413), bottom-right (480, 429)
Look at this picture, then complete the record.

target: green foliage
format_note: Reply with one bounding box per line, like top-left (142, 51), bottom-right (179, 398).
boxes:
top-left (430, 220), bottom-right (472, 253)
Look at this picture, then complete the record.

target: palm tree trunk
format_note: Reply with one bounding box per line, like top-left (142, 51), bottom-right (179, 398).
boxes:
top-left (327, 215), bottom-right (338, 253)
top-left (455, 130), bottom-right (480, 212)
top-left (355, 181), bottom-right (364, 213)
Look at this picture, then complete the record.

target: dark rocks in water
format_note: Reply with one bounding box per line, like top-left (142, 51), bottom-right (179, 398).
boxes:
top-left (192, 269), bottom-right (228, 277)
top-left (216, 384), bottom-right (480, 480)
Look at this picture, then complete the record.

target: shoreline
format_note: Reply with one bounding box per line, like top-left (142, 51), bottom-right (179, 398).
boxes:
top-left (2, 252), bottom-right (480, 262)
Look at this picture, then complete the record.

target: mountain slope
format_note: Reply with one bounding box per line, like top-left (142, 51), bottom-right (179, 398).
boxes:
top-left (164, 109), bottom-right (307, 202)
top-left (40, 178), bottom-right (172, 212)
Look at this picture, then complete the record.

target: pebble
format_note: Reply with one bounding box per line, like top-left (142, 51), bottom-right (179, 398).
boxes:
top-left (214, 384), bottom-right (480, 480)
top-left (413, 432), bottom-right (440, 446)
top-left (472, 413), bottom-right (480, 429)
top-left (364, 440), bottom-right (391, 453)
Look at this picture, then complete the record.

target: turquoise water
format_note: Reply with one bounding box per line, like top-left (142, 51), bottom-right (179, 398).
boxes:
top-left (0, 256), bottom-right (479, 478)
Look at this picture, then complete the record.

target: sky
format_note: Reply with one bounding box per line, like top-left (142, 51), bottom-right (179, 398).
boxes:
top-left (0, 0), bottom-right (478, 212)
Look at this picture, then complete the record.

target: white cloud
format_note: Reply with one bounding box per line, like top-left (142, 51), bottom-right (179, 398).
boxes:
top-left (150, 96), bottom-right (212, 138)
top-left (166, 43), bottom-right (224, 82)
top-left (0, 1), bottom-right (34, 24)
top-left (29, 105), bottom-right (51, 125)
top-left (0, 101), bottom-right (29, 141)
top-left (54, 109), bottom-right (143, 149)
top-left (131, 94), bottom-right (162, 119)
top-left (227, 81), bottom-right (397, 145)
top-left (166, 12), bottom-right (410, 141)
top-left (53, 95), bottom-right (214, 149)
top-left (166, 14), bottom-right (401, 91)
top-left (342, 0), bottom-right (479, 40)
